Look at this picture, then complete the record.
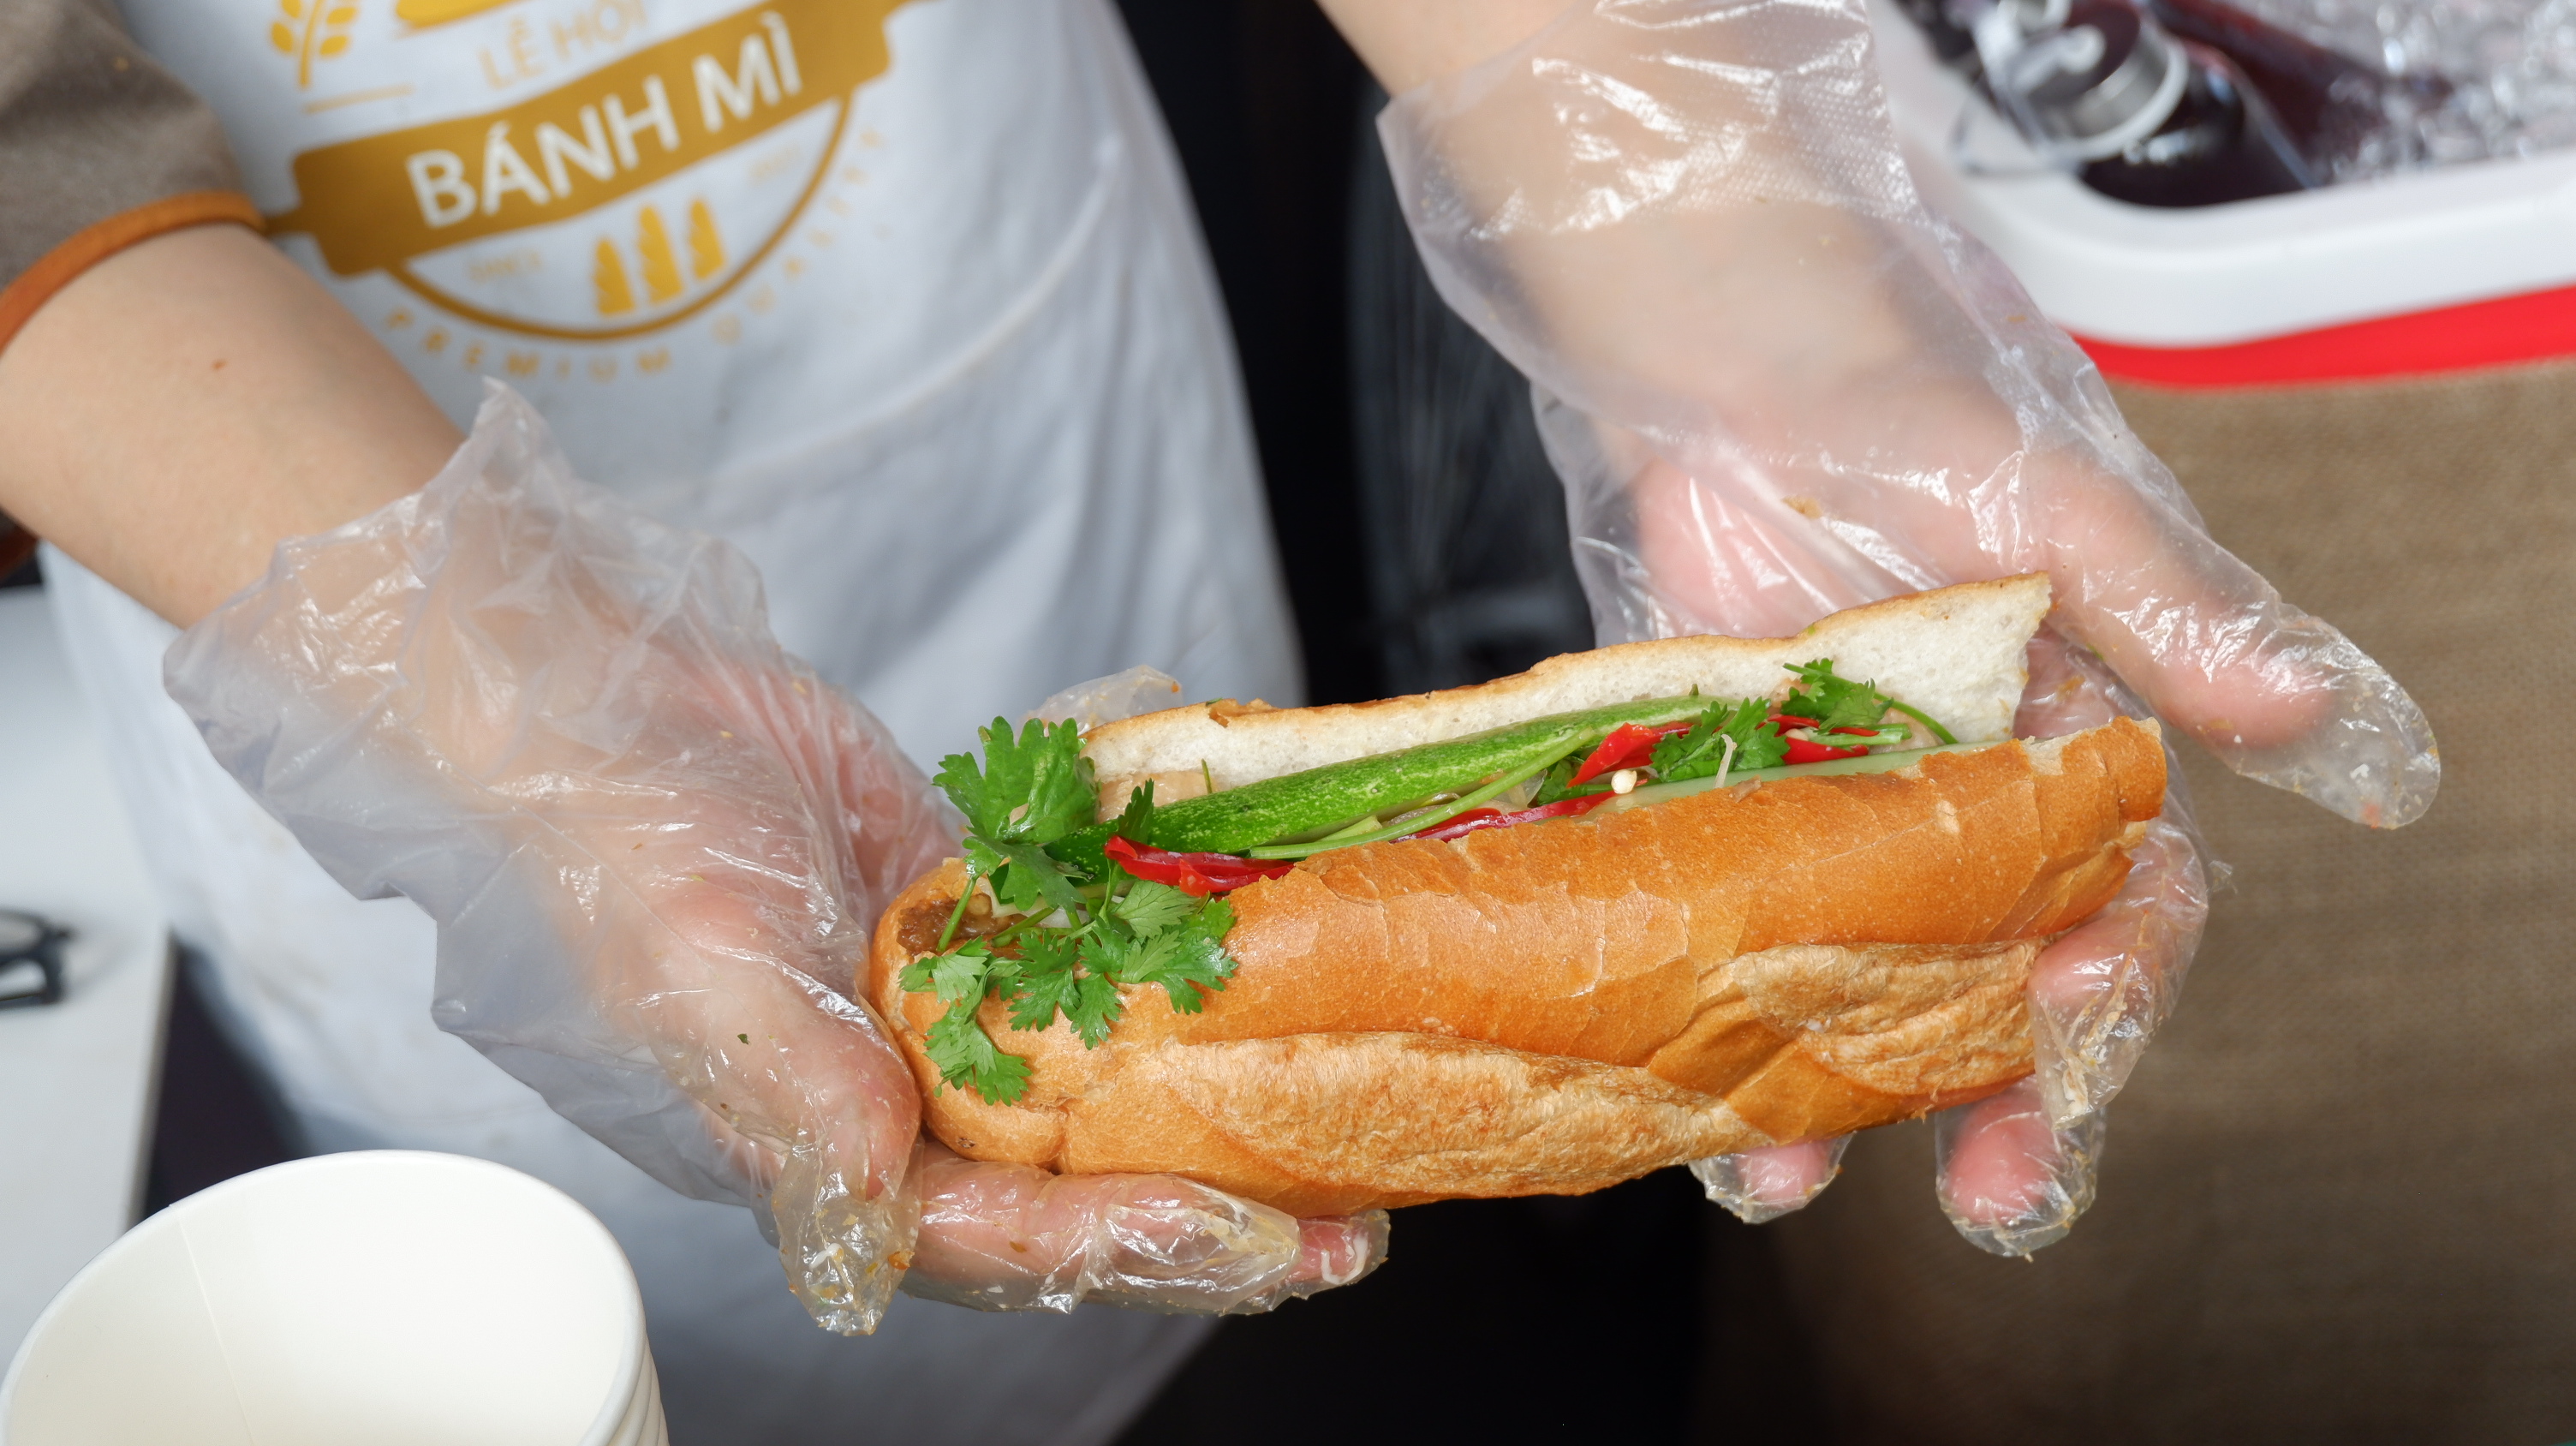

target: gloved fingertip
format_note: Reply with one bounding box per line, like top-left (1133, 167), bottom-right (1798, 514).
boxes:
top-left (1690, 1136), bottom-right (1849, 1224)
top-left (2168, 633), bottom-right (2440, 830)
top-left (1288, 1210), bottom-right (1391, 1297)
top-left (1934, 1087), bottom-right (2104, 1258)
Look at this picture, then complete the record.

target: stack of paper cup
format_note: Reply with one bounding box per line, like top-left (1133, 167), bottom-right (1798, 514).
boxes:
top-left (0, 1151), bottom-right (664, 1446)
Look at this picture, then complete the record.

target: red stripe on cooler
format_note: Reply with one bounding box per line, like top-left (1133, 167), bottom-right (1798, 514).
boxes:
top-left (2075, 281), bottom-right (2576, 389)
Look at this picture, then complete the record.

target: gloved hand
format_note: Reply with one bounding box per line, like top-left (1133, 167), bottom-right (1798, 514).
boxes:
top-left (164, 383), bottom-right (1383, 1330)
top-left (1375, 0), bottom-right (2435, 1251)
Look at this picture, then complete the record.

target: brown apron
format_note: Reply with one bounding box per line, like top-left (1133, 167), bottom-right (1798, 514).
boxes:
top-left (1726, 362), bottom-right (2576, 1443)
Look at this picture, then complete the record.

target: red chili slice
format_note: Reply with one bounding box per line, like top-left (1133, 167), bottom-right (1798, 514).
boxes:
top-left (1404, 792), bottom-right (1617, 843)
top-left (1770, 713), bottom-right (1873, 764)
top-left (1567, 720), bottom-right (1697, 787)
top-left (1104, 834), bottom-right (1294, 896)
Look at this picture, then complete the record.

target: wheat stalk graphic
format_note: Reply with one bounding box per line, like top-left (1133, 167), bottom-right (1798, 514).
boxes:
top-left (635, 206), bottom-right (684, 305)
top-left (593, 239), bottom-right (636, 317)
top-left (270, 0), bottom-right (357, 88)
top-left (687, 200), bottom-right (726, 281)
top-left (591, 200), bottom-right (730, 320)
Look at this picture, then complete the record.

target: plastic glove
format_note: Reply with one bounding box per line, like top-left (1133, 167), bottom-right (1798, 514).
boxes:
top-left (908, 1143), bottom-right (1388, 1314)
top-left (165, 382), bottom-right (1382, 1329)
top-left (1375, 0), bottom-right (2432, 1251)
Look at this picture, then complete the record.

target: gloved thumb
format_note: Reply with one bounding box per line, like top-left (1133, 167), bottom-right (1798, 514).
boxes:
top-left (900, 1145), bottom-right (1388, 1314)
top-left (1690, 1137), bottom-right (1851, 1224)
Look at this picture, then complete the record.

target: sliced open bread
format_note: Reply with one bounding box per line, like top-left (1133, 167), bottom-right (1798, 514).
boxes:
top-left (1083, 573), bottom-right (2049, 815)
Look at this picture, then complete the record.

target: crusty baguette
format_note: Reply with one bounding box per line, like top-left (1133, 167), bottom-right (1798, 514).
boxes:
top-left (869, 717), bottom-right (2167, 1216)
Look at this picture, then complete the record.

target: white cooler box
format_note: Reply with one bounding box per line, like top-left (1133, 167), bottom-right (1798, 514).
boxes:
top-left (1872, 0), bottom-right (2576, 385)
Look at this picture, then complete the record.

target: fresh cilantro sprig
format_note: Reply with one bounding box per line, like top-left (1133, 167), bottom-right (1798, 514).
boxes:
top-left (1780, 659), bottom-right (1957, 746)
top-left (904, 940), bottom-right (1035, 1105)
top-left (1649, 696), bottom-right (1791, 782)
top-left (905, 720), bottom-right (1242, 1105)
top-left (932, 717), bottom-right (1098, 923)
top-left (899, 875), bottom-right (1239, 1103)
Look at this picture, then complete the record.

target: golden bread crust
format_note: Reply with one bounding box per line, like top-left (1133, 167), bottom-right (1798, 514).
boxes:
top-left (868, 719), bottom-right (2166, 1216)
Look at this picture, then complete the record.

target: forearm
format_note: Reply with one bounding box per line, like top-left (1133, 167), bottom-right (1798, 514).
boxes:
top-left (1312, 1), bottom-right (1566, 93)
top-left (0, 224), bottom-right (458, 626)
top-left (1321, 0), bottom-right (1921, 428)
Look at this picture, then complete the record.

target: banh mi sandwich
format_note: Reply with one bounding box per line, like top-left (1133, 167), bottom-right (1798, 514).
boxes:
top-left (868, 576), bottom-right (2164, 1216)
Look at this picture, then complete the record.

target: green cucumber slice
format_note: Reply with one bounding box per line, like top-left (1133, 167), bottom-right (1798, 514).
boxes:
top-left (1243, 741), bottom-right (1585, 859)
top-left (1142, 695), bottom-right (1713, 856)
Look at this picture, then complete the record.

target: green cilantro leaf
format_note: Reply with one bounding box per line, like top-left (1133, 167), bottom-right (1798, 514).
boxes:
top-left (1113, 778), bottom-right (1157, 841)
top-left (1648, 709), bottom-right (1720, 778)
top-left (959, 834), bottom-right (1010, 893)
top-left (1098, 907), bottom-right (1237, 1013)
top-left (1721, 697), bottom-right (1793, 771)
top-left (1004, 932), bottom-right (1082, 1033)
top-left (980, 837), bottom-right (1088, 916)
top-left (932, 733), bottom-right (1015, 842)
top-left (906, 941), bottom-right (1029, 1103)
top-left (1004, 976), bottom-right (1074, 1035)
top-left (1112, 879), bottom-right (1198, 938)
top-left (924, 998), bottom-right (1031, 1106)
top-left (1060, 957), bottom-right (1126, 1048)
top-left (1782, 660), bottom-right (1896, 733)
top-left (1142, 931), bottom-right (1236, 1014)
top-left (1198, 895), bottom-right (1236, 941)
top-left (903, 940), bottom-right (993, 1004)
top-left (1089, 925), bottom-right (1167, 979)
top-left (928, 947), bottom-right (992, 1005)
top-left (1648, 696), bottom-right (1789, 782)
top-left (933, 716), bottom-right (1096, 846)
top-left (939, 719), bottom-right (1112, 917)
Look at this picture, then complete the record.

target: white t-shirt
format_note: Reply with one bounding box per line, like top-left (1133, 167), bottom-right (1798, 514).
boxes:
top-left (49, 0), bottom-right (1296, 1439)
top-left (111, 0), bottom-right (1297, 756)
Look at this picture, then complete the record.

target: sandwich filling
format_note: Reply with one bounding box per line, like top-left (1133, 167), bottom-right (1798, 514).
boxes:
top-left (905, 659), bottom-right (1967, 1104)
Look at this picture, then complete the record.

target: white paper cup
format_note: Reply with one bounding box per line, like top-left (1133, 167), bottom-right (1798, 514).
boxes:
top-left (1, 1151), bottom-right (665, 1446)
